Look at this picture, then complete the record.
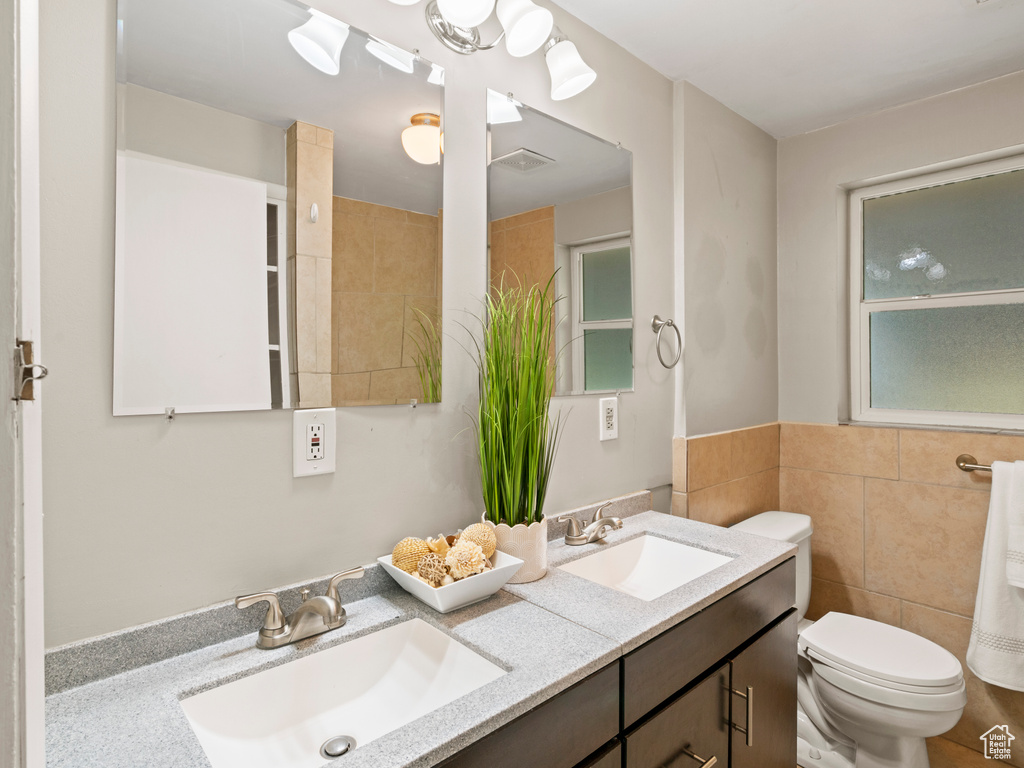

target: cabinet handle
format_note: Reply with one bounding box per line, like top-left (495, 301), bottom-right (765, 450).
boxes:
top-left (679, 745), bottom-right (717, 768)
top-left (729, 685), bottom-right (754, 747)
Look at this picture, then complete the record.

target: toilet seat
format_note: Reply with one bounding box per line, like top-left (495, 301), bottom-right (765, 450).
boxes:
top-left (799, 613), bottom-right (965, 712)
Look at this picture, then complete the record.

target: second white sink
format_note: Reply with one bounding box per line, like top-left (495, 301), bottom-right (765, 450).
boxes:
top-left (181, 618), bottom-right (505, 768)
top-left (558, 535), bottom-right (734, 601)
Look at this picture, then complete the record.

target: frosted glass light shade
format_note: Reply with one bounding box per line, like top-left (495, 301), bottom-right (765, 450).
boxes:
top-left (437, 0), bottom-right (495, 28)
top-left (402, 114), bottom-right (442, 164)
top-left (496, 0), bottom-right (553, 57)
top-left (545, 39), bottom-right (596, 100)
top-left (287, 10), bottom-right (350, 76)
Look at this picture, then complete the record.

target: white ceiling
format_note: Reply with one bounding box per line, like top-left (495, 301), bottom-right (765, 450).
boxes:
top-left (551, 0), bottom-right (1024, 138)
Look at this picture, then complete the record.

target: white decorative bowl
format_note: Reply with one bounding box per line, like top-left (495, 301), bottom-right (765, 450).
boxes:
top-left (377, 550), bottom-right (523, 613)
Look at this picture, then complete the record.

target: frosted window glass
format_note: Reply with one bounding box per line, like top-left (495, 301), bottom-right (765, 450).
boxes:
top-left (582, 247), bottom-right (631, 321)
top-left (869, 304), bottom-right (1024, 414)
top-left (584, 329), bottom-right (633, 391)
top-left (863, 169), bottom-right (1024, 300)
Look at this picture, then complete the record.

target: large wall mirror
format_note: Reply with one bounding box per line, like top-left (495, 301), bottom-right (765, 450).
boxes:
top-left (486, 91), bottom-right (634, 396)
top-left (114, 0), bottom-right (444, 415)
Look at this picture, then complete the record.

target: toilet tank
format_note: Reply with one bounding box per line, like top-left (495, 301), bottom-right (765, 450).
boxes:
top-left (730, 511), bottom-right (812, 622)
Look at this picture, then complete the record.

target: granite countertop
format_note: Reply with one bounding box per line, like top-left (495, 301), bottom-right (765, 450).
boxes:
top-left (505, 510), bottom-right (797, 653)
top-left (44, 504), bottom-right (795, 768)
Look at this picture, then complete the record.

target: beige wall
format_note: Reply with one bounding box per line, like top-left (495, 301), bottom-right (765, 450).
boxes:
top-left (678, 82), bottom-right (778, 437)
top-left (489, 206), bottom-right (555, 295)
top-left (332, 196), bottom-right (440, 406)
top-left (780, 422), bottom-right (1024, 764)
top-left (553, 185), bottom-right (632, 244)
top-left (778, 71), bottom-right (1024, 425)
top-left (673, 421), bottom-right (1024, 763)
top-left (287, 121), bottom-right (334, 408)
top-left (670, 423), bottom-right (780, 524)
top-left (39, 0), bottom-right (675, 645)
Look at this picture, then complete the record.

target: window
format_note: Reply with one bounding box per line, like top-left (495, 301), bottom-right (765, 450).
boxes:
top-left (570, 237), bottom-right (633, 392)
top-left (849, 156), bottom-right (1024, 429)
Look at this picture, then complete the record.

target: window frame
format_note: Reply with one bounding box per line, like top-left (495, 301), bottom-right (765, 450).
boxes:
top-left (849, 153), bottom-right (1024, 430)
top-left (570, 236), bottom-right (634, 394)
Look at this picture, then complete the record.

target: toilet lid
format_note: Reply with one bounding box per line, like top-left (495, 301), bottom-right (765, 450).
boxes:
top-left (798, 612), bottom-right (962, 688)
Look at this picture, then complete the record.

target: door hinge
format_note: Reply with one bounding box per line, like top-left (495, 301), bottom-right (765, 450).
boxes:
top-left (13, 339), bottom-right (47, 402)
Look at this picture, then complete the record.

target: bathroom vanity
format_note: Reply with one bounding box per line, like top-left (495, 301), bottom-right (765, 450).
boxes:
top-left (43, 507), bottom-right (796, 768)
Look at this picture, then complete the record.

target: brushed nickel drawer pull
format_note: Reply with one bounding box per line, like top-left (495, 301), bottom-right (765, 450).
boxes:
top-left (679, 744), bottom-right (717, 767)
top-left (729, 685), bottom-right (754, 747)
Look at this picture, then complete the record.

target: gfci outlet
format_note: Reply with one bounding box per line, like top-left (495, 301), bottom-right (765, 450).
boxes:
top-left (293, 408), bottom-right (336, 477)
top-left (599, 397), bottom-right (618, 441)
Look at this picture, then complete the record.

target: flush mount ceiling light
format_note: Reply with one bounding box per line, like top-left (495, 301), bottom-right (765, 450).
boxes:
top-left (287, 10), bottom-right (350, 76)
top-left (544, 28), bottom-right (596, 101)
top-left (402, 113), bottom-right (443, 164)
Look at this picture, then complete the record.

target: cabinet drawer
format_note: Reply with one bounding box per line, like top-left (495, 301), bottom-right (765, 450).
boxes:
top-left (622, 558), bottom-right (795, 727)
top-left (437, 663), bottom-right (619, 768)
top-left (624, 664), bottom-right (729, 768)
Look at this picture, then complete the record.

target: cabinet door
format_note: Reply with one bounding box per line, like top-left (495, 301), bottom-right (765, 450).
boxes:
top-left (624, 664), bottom-right (729, 768)
top-left (729, 611), bottom-right (797, 768)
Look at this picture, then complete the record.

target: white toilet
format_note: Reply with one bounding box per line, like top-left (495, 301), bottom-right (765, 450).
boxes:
top-left (731, 511), bottom-right (966, 768)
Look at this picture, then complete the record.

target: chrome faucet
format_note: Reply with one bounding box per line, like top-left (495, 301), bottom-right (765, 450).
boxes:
top-left (554, 503), bottom-right (623, 546)
top-left (235, 566), bottom-right (364, 649)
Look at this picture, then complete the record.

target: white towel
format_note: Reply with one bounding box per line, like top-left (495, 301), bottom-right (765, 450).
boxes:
top-left (967, 460), bottom-right (1024, 691)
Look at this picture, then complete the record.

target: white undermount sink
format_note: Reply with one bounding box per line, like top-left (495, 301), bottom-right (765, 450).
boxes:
top-left (180, 618), bottom-right (506, 768)
top-left (558, 535), bottom-right (735, 601)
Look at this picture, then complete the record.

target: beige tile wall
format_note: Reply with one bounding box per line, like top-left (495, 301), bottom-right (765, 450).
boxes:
top-left (670, 423), bottom-right (780, 525)
top-left (489, 206), bottom-right (555, 296)
top-left (673, 420), bottom-right (1024, 762)
top-left (287, 121), bottom-right (334, 408)
top-left (779, 423), bottom-right (1024, 764)
top-left (331, 196), bottom-right (440, 406)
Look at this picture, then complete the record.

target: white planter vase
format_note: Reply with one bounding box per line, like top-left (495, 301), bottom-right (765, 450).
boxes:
top-left (484, 517), bottom-right (548, 583)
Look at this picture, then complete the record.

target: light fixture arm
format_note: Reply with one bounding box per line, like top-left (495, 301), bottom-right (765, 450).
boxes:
top-left (425, 0), bottom-right (505, 54)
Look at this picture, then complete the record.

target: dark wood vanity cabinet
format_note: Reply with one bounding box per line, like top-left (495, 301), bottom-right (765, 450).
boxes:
top-left (438, 558), bottom-right (796, 768)
top-left (623, 612), bottom-right (797, 768)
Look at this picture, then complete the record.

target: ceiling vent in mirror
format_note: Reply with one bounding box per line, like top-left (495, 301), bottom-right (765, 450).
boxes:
top-left (491, 148), bottom-right (555, 173)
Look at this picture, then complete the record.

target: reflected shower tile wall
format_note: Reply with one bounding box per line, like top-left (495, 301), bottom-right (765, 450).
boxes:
top-left (330, 196), bottom-right (439, 406)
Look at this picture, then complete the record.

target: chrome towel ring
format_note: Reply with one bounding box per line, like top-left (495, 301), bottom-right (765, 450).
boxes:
top-left (651, 315), bottom-right (681, 369)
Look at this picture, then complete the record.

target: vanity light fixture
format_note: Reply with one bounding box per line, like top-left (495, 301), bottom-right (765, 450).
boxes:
top-left (366, 36), bottom-right (417, 73)
top-left (287, 10), bottom-right (350, 76)
top-left (544, 28), bottom-right (596, 101)
top-left (402, 113), bottom-right (443, 164)
top-left (414, 1), bottom-right (594, 99)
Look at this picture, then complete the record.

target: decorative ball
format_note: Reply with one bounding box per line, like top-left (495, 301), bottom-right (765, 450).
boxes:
top-left (426, 533), bottom-right (451, 557)
top-left (460, 523), bottom-right (497, 558)
top-left (392, 537), bottom-right (431, 573)
top-left (417, 553), bottom-right (448, 587)
top-left (446, 540), bottom-right (486, 580)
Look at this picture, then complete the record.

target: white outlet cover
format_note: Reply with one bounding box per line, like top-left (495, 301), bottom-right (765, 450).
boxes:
top-left (293, 408), bottom-right (336, 477)
top-left (599, 397), bottom-right (618, 441)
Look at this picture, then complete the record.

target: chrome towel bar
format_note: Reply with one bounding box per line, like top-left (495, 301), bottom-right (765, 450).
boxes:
top-left (957, 454), bottom-right (993, 473)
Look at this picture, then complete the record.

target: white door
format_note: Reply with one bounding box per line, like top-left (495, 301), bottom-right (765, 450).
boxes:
top-left (2, 0), bottom-right (45, 766)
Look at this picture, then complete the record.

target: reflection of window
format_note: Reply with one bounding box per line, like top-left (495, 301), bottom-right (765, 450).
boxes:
top-left (849, 156), bottom-right (1024, 429)
top-left (571, 237), bottom-right (633, 392)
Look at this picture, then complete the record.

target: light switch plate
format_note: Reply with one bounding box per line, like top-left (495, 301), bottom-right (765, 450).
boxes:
top-left (599, 397), bottom-right (618, 441)
top-left (293, 408), bottom-right (336, 477)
